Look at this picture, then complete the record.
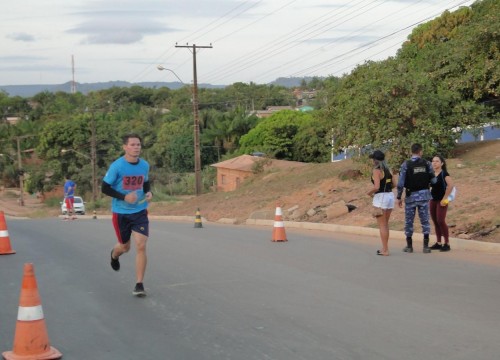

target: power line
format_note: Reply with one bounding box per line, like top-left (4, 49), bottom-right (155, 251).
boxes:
top-left (211, 0), bottom-right (299, 44)
top-left (129, 0), bottom-right (472, 86)
top-left (127, 1), bottom-right (262, 84)
top-left (286, 0), bottom-right (473, 79)
top-left (203, 0), bottom-right (381, 82)
top-left (206, 0), bottom-right (437, 83)
top-left (180, 0), bottom-right (264, 44)
top-left (216, 0), bottom-right (470, 84)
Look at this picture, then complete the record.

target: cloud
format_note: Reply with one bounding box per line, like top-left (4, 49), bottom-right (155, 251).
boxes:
top-left (7, 33), bottom-right (35, 42)
top-left (0, 56), bottom-right (65, 75)
top-left (0, 55), bottom-right (46, 63)
top-left (67, 16), bottom-right (175, 44)
top-left (0, 64), bottom-right (65, 73)
top-left (67, 0), bottom-right (250, 45)
top-left (72, 0), bottom-right (251, 18)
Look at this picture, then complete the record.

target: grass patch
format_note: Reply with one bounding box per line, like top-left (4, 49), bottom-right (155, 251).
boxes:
top-left (3, 190), bottom-right (19, 199)
top-left (151, 194), bottom-right (185, 203)
top-left (29, 209), bottom-right (57, 218)
top-left (44, 197), bottom-right (62, 208)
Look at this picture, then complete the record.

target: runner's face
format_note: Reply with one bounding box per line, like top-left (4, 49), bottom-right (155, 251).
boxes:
top-left (123, 137), bottom-right (141, 158)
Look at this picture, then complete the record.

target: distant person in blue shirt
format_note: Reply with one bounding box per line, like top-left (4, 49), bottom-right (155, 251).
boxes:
top-left (102, 133), bottom-right (153, 297)
top-left (63, 176), bottom-right (76, 220)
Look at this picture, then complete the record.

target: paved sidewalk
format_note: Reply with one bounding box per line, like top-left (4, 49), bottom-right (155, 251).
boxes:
top-left (245, 218), bottom-right (500, 253)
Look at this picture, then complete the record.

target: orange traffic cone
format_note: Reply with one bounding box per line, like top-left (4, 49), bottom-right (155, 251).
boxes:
top-left (194, 208), bottom-right (203, 228)
top-left (0, 210), bottom-right (16, 255)
top-left (2, 263), bottom-right (62, 360)
top-left (272, 204), bottom-right (287, 242)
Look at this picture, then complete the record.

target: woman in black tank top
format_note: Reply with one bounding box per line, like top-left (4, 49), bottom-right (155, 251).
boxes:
top-left (367, 150), bottom-right (395, 256)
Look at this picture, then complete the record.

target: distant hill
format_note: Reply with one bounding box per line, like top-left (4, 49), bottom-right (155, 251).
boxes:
top-left (270, 76), bottom-right (323, 88)
top-left (0, 81), bottom-right (224, 98)
top-left (0, 77), bottom-right (312, 97)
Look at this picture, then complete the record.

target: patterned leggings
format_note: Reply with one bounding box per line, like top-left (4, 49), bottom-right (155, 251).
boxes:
top-left (429, 199), bottom-right (449, 243)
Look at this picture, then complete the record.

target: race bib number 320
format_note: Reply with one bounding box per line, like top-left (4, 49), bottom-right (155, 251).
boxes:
top-left (122, 175), bottom-right (144, 190)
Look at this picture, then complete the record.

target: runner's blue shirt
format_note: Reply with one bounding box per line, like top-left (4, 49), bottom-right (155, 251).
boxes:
top-left (102, 156), bottom-right (150, 214)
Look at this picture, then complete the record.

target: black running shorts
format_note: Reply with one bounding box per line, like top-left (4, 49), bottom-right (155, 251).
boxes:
top-left (112, 209), bottom-right (149, 244)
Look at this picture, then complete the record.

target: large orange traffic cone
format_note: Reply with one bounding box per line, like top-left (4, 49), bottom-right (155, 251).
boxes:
top-left (194, 208), bottom-right (203, 228)
top-left (272, 204), bottom-right (287, 242)
top-left (2, 263), bottom-right (62, 360)
top-left (0, 210), bottom-right (16, 255)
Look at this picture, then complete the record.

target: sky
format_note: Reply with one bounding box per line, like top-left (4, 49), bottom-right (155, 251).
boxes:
top-left (0, 0), bottom-right (476, 87)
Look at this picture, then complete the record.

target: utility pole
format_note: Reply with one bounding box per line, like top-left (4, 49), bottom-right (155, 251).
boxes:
top-left (16, 137), bottom-right (24, 206)
top-left (175, 43), bottom-right (213, 196)
top-left (84, 107), bottom-right (98, 205)
top-left (90, 111), bottom-right (97, 204)
top-left (14, 135), bottom-right (34, 206)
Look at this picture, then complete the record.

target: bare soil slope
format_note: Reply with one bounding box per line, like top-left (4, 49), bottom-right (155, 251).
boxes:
top-left (1, 140), bottom-right (499, 242)
top-left (150, 140), bottom-right (500, 242)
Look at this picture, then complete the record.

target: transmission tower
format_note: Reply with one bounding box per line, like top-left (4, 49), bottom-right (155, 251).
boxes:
top-left (71, 55), bottom-right (76, 94)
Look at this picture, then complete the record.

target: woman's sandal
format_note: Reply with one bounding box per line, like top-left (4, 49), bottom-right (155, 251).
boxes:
top-left (377, 250), bottom-right (389, 256)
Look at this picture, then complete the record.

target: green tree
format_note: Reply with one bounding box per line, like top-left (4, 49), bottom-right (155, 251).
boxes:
top-left (323, 0), bottom-right (499, 166)
top-left (239, 110), bottom-right (314, 160)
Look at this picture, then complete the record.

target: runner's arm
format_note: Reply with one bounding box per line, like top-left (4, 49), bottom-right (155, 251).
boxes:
top-left (101, 181), bottom-right (126, 200)
top-left (143, 180), bottom-right (151, 194)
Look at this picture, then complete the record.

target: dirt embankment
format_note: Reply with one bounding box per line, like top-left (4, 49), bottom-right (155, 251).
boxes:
top-left (150, 140), bottom-right (500, 243)
top-left (1, 141), bottom-right (499, 242)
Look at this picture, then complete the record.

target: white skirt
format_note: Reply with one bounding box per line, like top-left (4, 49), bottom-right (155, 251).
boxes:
top-left (373, 192), bottom-right (395, 209)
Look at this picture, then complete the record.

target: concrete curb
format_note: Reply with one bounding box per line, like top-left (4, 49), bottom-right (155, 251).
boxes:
top-left (56, 214), bottom-right (199, 222)
top-left (245, 219), bottom-right (500, 253)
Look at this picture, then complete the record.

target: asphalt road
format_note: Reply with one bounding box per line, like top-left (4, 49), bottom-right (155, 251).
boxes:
top-left (1, 218), bottom-right (499, 360)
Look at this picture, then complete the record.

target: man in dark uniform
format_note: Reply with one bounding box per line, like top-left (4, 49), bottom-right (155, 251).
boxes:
top-left (397, 143), bottom-right (436, 253)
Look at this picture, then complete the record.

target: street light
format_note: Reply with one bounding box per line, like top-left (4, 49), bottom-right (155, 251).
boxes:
top-left (61, 148), bottom-right (97, 204)
top-left (0, 153), bottom-right (24, 206)
top-left (157, 64), bottom-right (202, 195)
top-left (156, 65), bottom-right (185, 84)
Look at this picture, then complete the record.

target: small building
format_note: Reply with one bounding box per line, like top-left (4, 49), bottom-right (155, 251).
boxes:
top-left (292, 89), bottom-right (317, 107)
top-left (5, 117), bottom-right (21, 125)
top-left (253, 106), bottom-right (294, 118)
top-left (298, 105), bottom-right (314, 112)
top-left (211, 154), bottom-right (307, 192)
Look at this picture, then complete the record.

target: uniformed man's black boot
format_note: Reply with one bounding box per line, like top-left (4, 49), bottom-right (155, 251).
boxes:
top-left (403, 237), bottom-right (413, 253)
top-left (423, 236), bottom-right (431, 253)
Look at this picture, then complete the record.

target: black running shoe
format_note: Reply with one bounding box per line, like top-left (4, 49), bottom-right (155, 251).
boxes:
top-left (430, 242), bottom-right (442, 250)
top-left (110, 249), bottom-right (120, 271)
top-left (133, 282), bottom-right (146, 297)
top-left (440, 244), bottom-right (451, 252)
